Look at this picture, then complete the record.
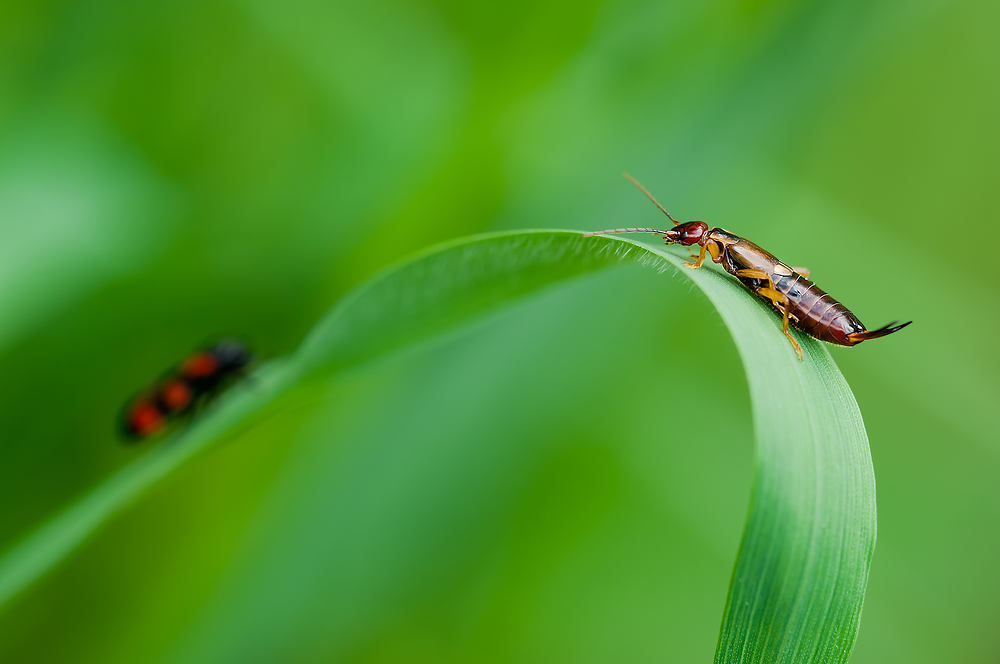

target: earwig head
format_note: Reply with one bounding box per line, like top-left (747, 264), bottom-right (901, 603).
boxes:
top-left (662, 221), bottom-right (708, 246)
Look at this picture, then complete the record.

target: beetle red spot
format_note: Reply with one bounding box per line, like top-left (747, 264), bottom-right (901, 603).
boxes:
top-left (160, 380), bottom-right (193, 412)
top-left (180, 353), bottom-right (219, 379)
top-left (129, 402), bottom-right (166, 437)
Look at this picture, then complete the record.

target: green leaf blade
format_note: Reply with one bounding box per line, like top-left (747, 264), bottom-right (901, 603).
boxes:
top-left (678, 255), bottom-right (875, 663)
top-left (295, 230), bottom-right (669, 376)
top-left (0, 231), bottom-right (876, 664)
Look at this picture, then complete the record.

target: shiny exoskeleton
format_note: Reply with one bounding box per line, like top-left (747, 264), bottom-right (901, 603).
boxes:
top-left (120, 339), bottom-right (253, 440)
top-left (584, 174), bottom-right (911, 359)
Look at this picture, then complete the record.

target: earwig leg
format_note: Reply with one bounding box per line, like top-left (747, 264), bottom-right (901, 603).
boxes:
top-left (733, 269), bottom-right (804, 360)
top-left (734, 269), bottom-right (771, 280)
top-left (682, 244), bottom-right (707, 269)
top-left (780, 307), bottom-right (803, 361)
top-left (758, 286), bottom-right (803, 361)
top-left (791, 266), bottom-right (810, 279)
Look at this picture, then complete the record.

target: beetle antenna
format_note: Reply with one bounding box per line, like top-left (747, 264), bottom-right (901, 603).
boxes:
top-left (582, 227), bottom-right (671, 237)
top-left (622, 173), bottom-right (680, 225)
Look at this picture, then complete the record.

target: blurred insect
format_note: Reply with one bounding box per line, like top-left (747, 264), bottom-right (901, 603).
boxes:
top-left (584, 174), bottom-right (912, 360)
top-left (120, 339), bottom-right (253, 441)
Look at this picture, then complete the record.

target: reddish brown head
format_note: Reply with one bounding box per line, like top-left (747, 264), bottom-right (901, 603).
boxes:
top-left (662, 221), bottom-right (708, 246)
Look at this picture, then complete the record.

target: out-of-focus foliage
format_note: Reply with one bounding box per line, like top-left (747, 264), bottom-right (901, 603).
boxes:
top-left (0, 0), bottom-right (997, 662)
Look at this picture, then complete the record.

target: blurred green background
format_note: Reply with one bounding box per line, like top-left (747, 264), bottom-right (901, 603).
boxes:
top-left (1, 0), bottom-right (998, 661)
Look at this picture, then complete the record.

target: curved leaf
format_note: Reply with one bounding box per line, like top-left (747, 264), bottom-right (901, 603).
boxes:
top-left (0, 230), bottom-right (875, 663)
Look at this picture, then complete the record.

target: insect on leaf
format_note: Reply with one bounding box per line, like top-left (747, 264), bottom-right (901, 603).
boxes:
top-left (0, 230), bottom-right (875, 664)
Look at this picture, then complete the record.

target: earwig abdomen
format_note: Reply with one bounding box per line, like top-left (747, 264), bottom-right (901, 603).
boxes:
top-left (772, 274), bottom-right (865, 346)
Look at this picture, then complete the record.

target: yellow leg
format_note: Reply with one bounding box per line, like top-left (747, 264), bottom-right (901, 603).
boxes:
top-left (682, 244), bottom-right (707, 269)
top-left (731, 269), bottom-right (803, 359)
top-left (734, 269), bottom-right (771, 280)
top-left (780, 305), bottom-right (803, 361)
top-left (758, 286), bottom-right (803, 361)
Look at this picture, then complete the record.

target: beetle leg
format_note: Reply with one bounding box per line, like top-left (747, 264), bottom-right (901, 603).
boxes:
top-left (791, 266), bottom-right (810, 279)
top-left (682, 243), bottom-right (707, 269)
top-left (758, 286), bottom-right (804, 361)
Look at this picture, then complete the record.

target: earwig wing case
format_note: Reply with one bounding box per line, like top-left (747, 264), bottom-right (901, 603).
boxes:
top-left (0, 230), bottom-right (875, 664)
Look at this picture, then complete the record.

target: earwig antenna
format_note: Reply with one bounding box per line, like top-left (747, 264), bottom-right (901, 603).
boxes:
top-left (582, 227), bottom-right (671, 237)
top-left (581, 174), bottom-right (681, 237)
top-left (622, 172), bottom-right (679, 225)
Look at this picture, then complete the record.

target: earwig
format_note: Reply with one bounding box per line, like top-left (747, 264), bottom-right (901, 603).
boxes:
top-left (585, 174), bottom-right (912, 360)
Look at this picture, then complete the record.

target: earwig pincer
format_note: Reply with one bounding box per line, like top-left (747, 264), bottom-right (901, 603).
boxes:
top-left (585, 174), bottom-right (911, 360)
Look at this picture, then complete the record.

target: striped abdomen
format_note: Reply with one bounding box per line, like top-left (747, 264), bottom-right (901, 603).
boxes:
top-left (770, 273), bottom-right (865, 346)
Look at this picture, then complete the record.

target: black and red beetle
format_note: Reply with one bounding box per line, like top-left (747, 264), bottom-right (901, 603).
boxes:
top-left (120, 339), bottom-right (252, 441)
